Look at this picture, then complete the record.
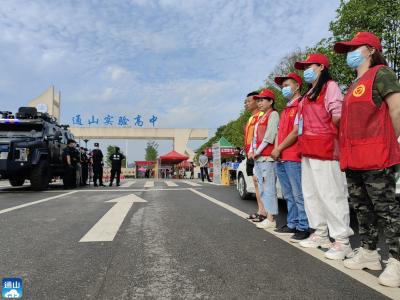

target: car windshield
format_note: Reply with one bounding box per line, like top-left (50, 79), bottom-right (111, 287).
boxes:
top-left (0, 123), bottom-right (43, 137)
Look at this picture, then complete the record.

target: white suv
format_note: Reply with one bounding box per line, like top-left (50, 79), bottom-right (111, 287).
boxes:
top-left (236, 159), bottom-right (282, 200)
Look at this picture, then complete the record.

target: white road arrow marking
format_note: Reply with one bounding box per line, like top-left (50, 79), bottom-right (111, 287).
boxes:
top-left (79, 194), bottom-right (147, 242)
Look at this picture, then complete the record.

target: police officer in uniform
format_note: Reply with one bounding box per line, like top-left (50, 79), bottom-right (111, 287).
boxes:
top-left (63, 139), bottom-right (78, 189)
top-left (74, 144), bottom-right (82, 188)
top-left (80, 147), bottom-right (89, 186)
top-left (91, 142), bottom-right (105, 187)
top-left (109, 147), bottom-right (125, 187)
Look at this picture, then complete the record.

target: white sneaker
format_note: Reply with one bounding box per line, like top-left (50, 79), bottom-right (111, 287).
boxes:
top-left (256, 219), bottom-right (276, 229)
top-left (299, 233), bottom-right (331, 249)
top-left (324, 242), bottom-right (352, 260)
top-left (378, 258), bottom-right (400, 287)
top-left (343, 247), bottom-right (382, 270)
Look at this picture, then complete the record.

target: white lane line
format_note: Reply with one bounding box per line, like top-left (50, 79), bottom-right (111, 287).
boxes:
top-left (189, 188), bottom-right (400, 300)
top-left (190, 189), bottom-right (248, 218)
top-left (0, 191), bottom-right (78, 215)
top-left (165, 181), bottom-right (178, 187)
top-left (181, 180), bottom-right (202, 187)
top-left (144, 181), bottom-right (154, 188)
top-left (120, 181), bottom-right (135, 188)
top-left (80, 194), bottom-right (147, 242)
top-left (76, 188), bottom-right (199, 192)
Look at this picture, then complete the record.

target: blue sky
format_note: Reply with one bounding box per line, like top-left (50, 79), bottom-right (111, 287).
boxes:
top-left (0, 0), bottom-right (340, 161)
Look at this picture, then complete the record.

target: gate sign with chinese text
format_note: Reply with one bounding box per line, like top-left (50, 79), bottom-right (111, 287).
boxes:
top-left (71, 113), bottom-right (158, 128)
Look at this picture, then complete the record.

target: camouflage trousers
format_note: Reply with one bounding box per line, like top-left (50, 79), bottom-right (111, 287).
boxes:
top-left (346, 166), bottom-right (399, 259)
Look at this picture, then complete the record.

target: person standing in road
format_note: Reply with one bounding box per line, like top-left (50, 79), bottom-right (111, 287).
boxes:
top-left (109, 147), bottom-right (125, 187)
top-left (91, 142), bottom-right (105, 187)
top-left (74, 144), bottom-right (82, 188)
top-left (62, 139), bottom-right (77, 189)
top-left (251, 89), bottom-right (279, 230)
top-left (80, 147), bottom-right (89, 186)
top-left (294, 53), bottom-right (353, 260)
top-left (271, 72), bottom-right (310, 242)
top-left (199, 151), bottom-right (212, 182)
top-left (243, 91), bottom-right (268, 223)
top-left (334, 32), bottom-right (400, 287)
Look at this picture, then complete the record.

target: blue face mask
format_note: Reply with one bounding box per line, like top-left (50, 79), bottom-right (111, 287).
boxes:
top-left (282, 86), bottom-right (293, 99)
top-left (346, 49), bottom-right (365, 69)
top-left (303, 67), bottom-right (318, 84)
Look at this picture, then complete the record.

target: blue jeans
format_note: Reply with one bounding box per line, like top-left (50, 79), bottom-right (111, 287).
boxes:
top-left (276, 161), bottom-right (308, 231)
top-left (254, 161), bottom-right (278, 215)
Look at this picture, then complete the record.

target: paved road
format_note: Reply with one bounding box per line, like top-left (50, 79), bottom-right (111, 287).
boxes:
top-left (0, 179), bottom-right (398, 299)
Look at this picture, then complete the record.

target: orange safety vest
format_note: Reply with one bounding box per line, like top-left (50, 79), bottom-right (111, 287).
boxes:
top-left (298, 81), bottom-right (339, 160)
top-left (277, 98), bottom-right (301, 162)
top-left (255, 109), bottom-right (275, 157)
top-left (339, 65), bottom-right (400, 170)
top-left (244, 110), bottom-right (264, 156)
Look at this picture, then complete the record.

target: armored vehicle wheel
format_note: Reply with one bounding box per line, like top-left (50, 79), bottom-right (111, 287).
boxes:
top-left (30, 160), bottom-right (50, 191)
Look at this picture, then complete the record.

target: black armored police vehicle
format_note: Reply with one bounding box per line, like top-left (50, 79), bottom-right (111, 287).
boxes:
top-left (0, 107), bottom-right (75, 190)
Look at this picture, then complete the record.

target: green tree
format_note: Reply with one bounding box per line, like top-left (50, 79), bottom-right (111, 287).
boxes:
top-left (145, 141), bottom-right (159, 161)
top-left (106, 145), bottom-right (126, 167)
top-left (329, 0), bottom-right (400, 79)
top-left (265, 48), bottom-right (305, 87)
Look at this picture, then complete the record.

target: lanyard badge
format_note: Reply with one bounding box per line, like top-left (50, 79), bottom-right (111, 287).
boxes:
top-left (298, 116), bottom-right (304, 136)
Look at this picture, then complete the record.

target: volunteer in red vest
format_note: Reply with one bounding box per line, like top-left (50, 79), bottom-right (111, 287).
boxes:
top-left (334, 32), bottom-right (400, 287)
top-left (271, 73), bottom-right (310, 242)
top-left (244, 92), bottom-right (268, 222)
top-left (294, 53), bottom-right (353, 260)
top-left (249, 89), bottom-right (279, 229)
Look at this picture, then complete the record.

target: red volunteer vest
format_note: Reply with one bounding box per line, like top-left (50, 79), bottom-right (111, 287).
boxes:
top-left (244, 110), bottom-right (264, 156)
top-left (278, 98), bottom-right (301, 162)
top-left (298, 81), bottom-right (339, 160)
top-left (339, 65), bottom-right (400, 170)
top-left (255, 109), bottom-right (275, 157)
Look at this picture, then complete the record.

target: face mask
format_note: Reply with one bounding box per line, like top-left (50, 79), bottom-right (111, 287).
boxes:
top-left (346, 49), bottom-right (365, 69)
top-left (303, 67), bottom-right (318, 84)
top-left (281, 86), bottom-right (293, 99)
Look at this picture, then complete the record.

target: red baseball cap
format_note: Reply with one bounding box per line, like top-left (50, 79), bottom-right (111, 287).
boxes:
top-left (274, 72), bottom-right (302, 87)
top-left (334, 32), bottom-right (382, 53)
top-left (254, 89), bottom-right (275, 100)
top-left (294, 53), bottom-right (330, 70)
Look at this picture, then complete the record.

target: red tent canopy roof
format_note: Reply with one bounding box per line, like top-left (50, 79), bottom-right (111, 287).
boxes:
top-left (159, 150), bottom-right (188, 162)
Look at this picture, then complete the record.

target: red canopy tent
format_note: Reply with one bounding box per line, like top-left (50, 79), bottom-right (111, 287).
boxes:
top-left (159, 150), bottom-right (189, 165)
